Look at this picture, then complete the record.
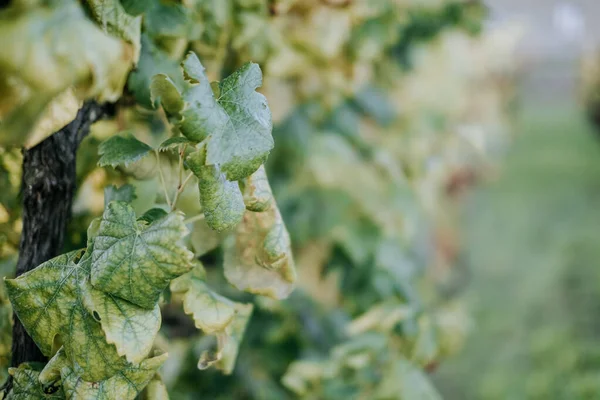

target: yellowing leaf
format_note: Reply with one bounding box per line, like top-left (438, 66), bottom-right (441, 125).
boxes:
top-left (5, 251), bottom-right (128, 381)
top-left (7, 363), bottom-right (64, 400)
top-left (170, 264), bottom-right (236, 334)
top-left (83, 284), bottom-right (161, 364)
top-left (60, 352), bottom-right (168, 400)
top-left (85, 0), bottom-right (142, 62)
top-left (91, 201), bottom-right (194, 309)
top-left (215, 303), bottom-right (253, 375)
top-left (0, 3), bottom-right (131, 99)
top-left (223, 172), bottom-right (296, 299)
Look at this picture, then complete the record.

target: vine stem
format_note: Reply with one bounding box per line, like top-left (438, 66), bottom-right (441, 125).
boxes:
top-left (155, 150), bottom-right (172, 208)
top-left (183, 213), bottom-right (205, 225)
top-left (171, 172), bottom-right (194, 211)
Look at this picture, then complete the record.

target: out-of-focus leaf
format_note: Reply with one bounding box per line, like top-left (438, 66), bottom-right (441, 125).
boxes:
top-left (120, 0), bottom-right (151, 16)
top-left (7, 363), bottom-right (64, 400)
top-left (189, 217), bottom-right (225, 256)
top-left (60, 352), bottom-right (167, 400)
top-left (144, 1), bottom-right (190, 39)
top-left (104, 184), bottom-right (137, 207)
top-left (98, 132), bottom-right (153, 168)
top-left (139, 208), bottom-right (169, 224)
top-left (5, 250), bottom-right (128, 381)
top-left (85, 0), bottom-right (142, 62)
top-left (23, 88), bottom-right (81, 149)
top-left (152, 53), bottom-right (273, 181)
top-left (223, 192), bottom-right (296, 299)
top-left (128, 35), bottom-right (185, 109)
top-left (91, 201), bottom-right (194, 309)
top-left (157, 136), bottom-right (192, 152)
top-left (0, 2), bottom-right (133, 146)
top-left (140, 374), bottom-right (170, 400)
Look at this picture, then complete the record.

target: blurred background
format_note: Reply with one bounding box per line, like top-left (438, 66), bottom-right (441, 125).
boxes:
top-left (2, 0), bottom-right (600, 399)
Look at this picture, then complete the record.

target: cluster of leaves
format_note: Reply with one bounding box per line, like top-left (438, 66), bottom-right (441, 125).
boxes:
top-left (0, 0), bottom-right (298, 398)
top-left (0, 0), bottom-right (519, 398)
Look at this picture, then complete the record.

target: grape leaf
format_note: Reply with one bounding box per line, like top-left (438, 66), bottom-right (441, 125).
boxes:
top-left (189, 217), bottom-right (226, 256)
top-left (198, 164), bottom-right (245, 232)
top-left (214, 303), bottom-right (253, 374)
top-left (90, 201), bottom-right (194, 309)
top-left (152, 52), bottom-right (273, 181)
top-left (98, 132), bottom-right (153, 168)
top-left (83, 283), bottom-right (161, 364)
top-left (144, 1), bottom-right (191, 39)
top-left (157, 136), bottom-right (192, 152)
top-left (0, 2), bottom-right (131, 100)
top-left (170, 264), bottom-right (236, 334)
top-left (240, 165), bottom-right (273, 212)
top-left (223, 194), bottom-right (296, 299)
top-left (60, 352), bottom-right (167, 400)
top-left (7, 363), bottom-right (64, 400)
top-left (128, 35), bottom-right (184, 109)
top-left (186, 148), bottom-right (245, 232)
top-left (85, 0), bottom-right (142, 62)
top-left (0, 2), bottom-right (133, 145)
top-left (5, 250), bottom-right (129, 381)
top-left (104, 184), bottom-right (137, 207)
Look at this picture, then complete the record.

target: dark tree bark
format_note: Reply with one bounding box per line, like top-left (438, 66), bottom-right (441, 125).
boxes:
top-left (3, 101), bottom-right (109, 392)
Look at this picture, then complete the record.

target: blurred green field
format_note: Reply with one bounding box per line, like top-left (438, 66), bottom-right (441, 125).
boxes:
top-left (435, 92), bottom-right (600, 399)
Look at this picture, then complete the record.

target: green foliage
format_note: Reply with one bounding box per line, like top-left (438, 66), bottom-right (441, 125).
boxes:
top-left (97, 133), bottom-right (154, 168)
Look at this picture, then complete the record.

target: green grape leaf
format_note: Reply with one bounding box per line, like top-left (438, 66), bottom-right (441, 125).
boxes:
top-left (85, 0), bottom-right (142, 62)
top-left (198, 164), bottom-right (245, 233)
top-left (91, 201), bottom-right (194, 309)
top-left (139, 374), bottom-right (170, 400)
top-left (7, 363), bottom-right (64, 400)
top-left (223, 171), bottom-right (296, 299)
top-left (128, 35), bottom-right (184, 109)
top-left (157, 136), bottom-right (192, 152)
top-left (152, 52), bottom-right (273, 181)
top-left (104, 184), bottom-right (137, 207)
top-left (98, 132), bottom-right (153, 168)
top-left (150, 75), bottom-right (184, 115)
top-left (82, 284), bottom-right (161, 364)
top-left (139, 208), bottom-right (169, 224)
top-left (60, 352), bottom-right (167, 400)
top-left (240, 165), bottom-right (273, 212)
top-left (170, 264), bottom-right (236, 334)
top-left (5, 250), bottom-right (129, 381)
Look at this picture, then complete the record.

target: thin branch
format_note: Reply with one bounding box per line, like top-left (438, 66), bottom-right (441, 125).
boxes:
top-left (155, 150), bottom-right (172, 208)
top-left (183, 213), bottom-right (205, 225)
